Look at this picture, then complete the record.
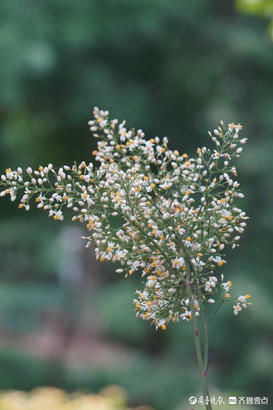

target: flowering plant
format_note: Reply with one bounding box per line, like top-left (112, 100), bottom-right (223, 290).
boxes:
top-left (0, 108), bottom-right (251, 409)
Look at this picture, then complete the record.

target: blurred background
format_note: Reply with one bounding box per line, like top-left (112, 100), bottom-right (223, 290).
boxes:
top-left (0, 1), bottom-right (272, 409)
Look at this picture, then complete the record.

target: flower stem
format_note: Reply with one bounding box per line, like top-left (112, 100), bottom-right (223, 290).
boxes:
top-left (186, 278), bottom-right (212, 410)
top-left (185, 254), bottom-right (211, 382)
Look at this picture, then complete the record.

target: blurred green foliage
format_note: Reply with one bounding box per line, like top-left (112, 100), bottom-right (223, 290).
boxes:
top-left (0, 0), bottom-right (273, 409)
top-left (236, 0), bottom-right (273, 40)
top-left (0, 280), bottom-right (66, 332)
top-left (0, 350), bottom-right (51, 390)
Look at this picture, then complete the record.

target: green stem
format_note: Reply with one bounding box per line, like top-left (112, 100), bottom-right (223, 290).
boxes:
top-left (186, 274), bottom-right (212, 410)
top-left (190, 260), bottom-right (210, 373)
top-left (202, 314), bottom-right (209, 374)
top-left (210, 298), bottom-right (225, 321)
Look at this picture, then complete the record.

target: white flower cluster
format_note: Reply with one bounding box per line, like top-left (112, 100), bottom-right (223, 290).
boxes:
top-left (0, 108), bottom-right (250, 329)
top-left (233, 294), bottom-right (251, 315)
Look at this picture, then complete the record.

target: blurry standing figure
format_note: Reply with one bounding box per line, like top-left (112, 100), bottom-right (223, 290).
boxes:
top-left (57, 224), bottom-right (103, 338)
top-left (57, 225), bottom-right (87, 350)
top-left (47, 225), bottom-right (102, 382)
top-left (58, 226), bottom-right (86, 288)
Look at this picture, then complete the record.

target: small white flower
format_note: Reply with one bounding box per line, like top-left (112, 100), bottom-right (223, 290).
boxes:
top-left (233, 304), bottom-right (242, 316)
top-left (172, 257), bottom-right (185, 269)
